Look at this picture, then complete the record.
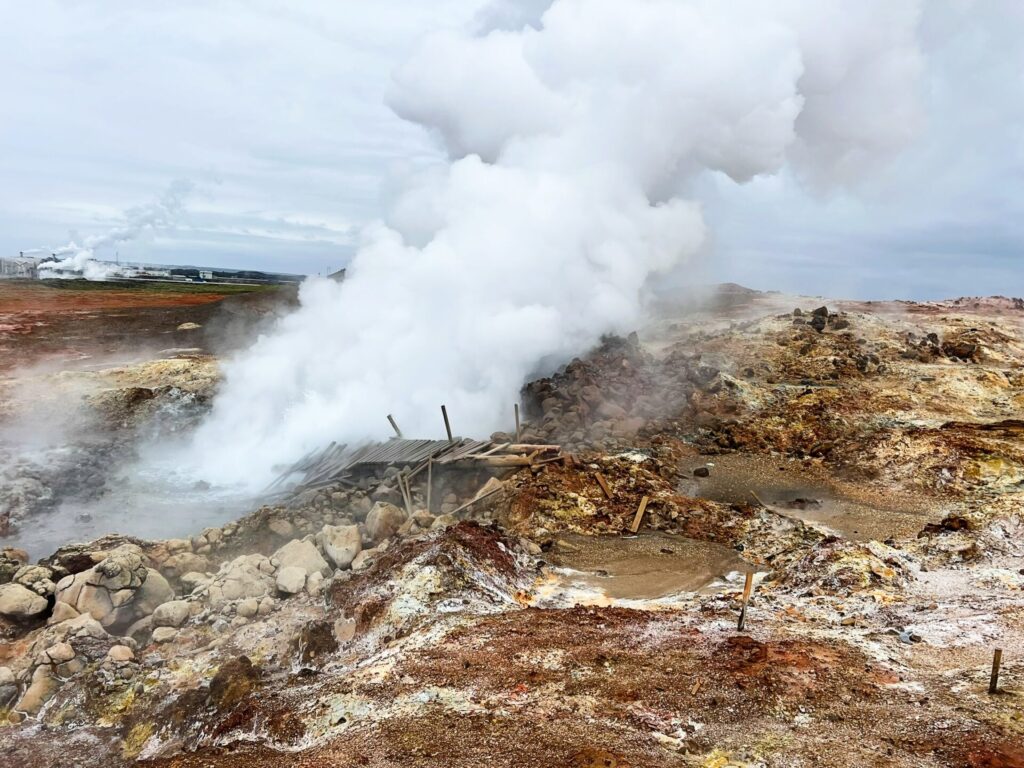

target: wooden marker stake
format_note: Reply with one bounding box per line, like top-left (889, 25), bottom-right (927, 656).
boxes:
top-left (514, 403), bottom-right (521, 443)
top-left (595, 472), bottom-right (613, 499)
top-left (737, 571), bottom-right (754, 631)
top-left (628, 495), bottom-right (650, 534)
top-left (387, 414), bottom-right (403, 438)
top-left (989, 648), bottom-right (1003, 694)
top-left (441, 405), bottom-right (453, 442)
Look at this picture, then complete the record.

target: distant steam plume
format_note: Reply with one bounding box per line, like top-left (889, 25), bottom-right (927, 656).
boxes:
top-left (192, 0), bottom-right (924, 486)
top-left (38, 179), bottom-right (193, 280)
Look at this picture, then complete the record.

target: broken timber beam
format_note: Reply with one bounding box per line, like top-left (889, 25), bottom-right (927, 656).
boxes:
top-left (441, 404), bottom-right (453, 442)
top-left (426, 459), bottom-right (433, 514)
top-left (387, 414), bottom-right (403, 438)
top-left (398, 472), bottom-right (414, 516)
top-left (595, 472), bottom-right (613, 499)
top-left (449, 483), bottom-right (505, 515)
top-left (628, 495), bottom-right (650, 534)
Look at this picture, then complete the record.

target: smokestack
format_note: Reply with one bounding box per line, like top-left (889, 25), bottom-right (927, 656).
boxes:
top-left (191, 0), bottom-right (925, 486)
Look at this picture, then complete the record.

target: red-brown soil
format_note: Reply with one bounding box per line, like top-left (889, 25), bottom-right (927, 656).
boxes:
top-left (0, 279), bottom-right (294, 373)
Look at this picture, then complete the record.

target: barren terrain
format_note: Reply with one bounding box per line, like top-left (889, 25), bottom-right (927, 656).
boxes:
top-left (0, 283), bottom-right (1021, 767)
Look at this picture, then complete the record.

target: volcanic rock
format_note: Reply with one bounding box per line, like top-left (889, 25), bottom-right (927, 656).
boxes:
top-left (54, 550), bottom-right (173, 634)
top-left (316, 524), bottom-right (362, 569)
top-left (152, 600), bottom-right (190, 628)
top-left (0, 582), bottom-right (49, 619)
top-left (0, 666), bottom-right (17, 708)
top-left (276, 566), bottom-right (306, 595)
top-left (271, 539), bottom-right (329, 577)
top-left (107, 645), bottom-right (135, 663)
top-left (365, 501), bottom-right (407, 543)
top-left (13, 564), bottom-right (57, 598)
top-left (152, 626), bottom-right (178, 643)
top-left (15, 665), bottom-right (58, 715)
top-left (47, 602), bottom-right (80, 625)
top-left (204, 554), bottom-right (276, 607)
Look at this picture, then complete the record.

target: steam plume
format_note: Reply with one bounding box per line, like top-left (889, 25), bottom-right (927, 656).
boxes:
top-left (192, 0), bottom-right (924, 486)
top-left (38, 179), bottom-right (194, 280)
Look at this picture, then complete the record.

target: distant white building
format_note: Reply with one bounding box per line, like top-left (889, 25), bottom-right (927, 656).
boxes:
top-left (0, 254), bottom-right (40, 279)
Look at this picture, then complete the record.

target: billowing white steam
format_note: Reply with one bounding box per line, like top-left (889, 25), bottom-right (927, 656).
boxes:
top-left (38, 180), bottom-right (193, 280)
top-left (193, 0), bottom-right (924, 486)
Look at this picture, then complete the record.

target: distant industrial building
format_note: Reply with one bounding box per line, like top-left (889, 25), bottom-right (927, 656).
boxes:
top-left (3, 253), bottom-right (304, 285)
top-left (0, 254), bottom-right (41, 279)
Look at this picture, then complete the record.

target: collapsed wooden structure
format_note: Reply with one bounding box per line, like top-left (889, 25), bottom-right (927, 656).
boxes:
top-left (267, 437), bottom-right (563, 496)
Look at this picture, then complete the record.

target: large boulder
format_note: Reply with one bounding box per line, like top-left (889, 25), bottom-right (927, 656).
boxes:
top-left (54, 550), bottom-right (173, 634)
top-left (202, 554), bottom-right (276, 608)
top-left (365, 502), bottom-right (408, 543)
top-left (317, 524), bottom-right (361, 569)
top-left (152, 600), bottom-right (190, 628)
top-left (271, 539), bottom-right (329, 577)
top-left (0, 582), bottom-right (49, 619)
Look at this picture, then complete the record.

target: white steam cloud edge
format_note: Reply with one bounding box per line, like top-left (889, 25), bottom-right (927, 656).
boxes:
top-left (37, 180), bottom-right (194, 280)
top-left (191, 0), bottom-right (924, 487)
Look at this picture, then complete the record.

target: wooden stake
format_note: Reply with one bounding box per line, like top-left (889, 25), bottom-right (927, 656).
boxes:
top-left (441, 404), bottom-right (453, 442)
top-left (595, 472), bottom-right (613, 499)
top-left (426, 459), bottom-right (433, 514)
top-left (387, 414), bottom-right (403, 438)
top-left (628, 495), bottom-right (650, 534)
top-left (690, 678), bottom-right (703, 695)
top-left (989, 648), bottom-right (1003, 694)
top-left (399, 473), bottom-right (413, 516)
top-left (737, 571), bottom-right (754, 631)
top-left (514, 403), bottom-right (521, 443)
top-left (741, 571), bottom-right (754, 602)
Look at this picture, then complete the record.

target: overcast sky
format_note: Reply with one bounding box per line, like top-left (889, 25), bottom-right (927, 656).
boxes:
top-left (2, 1), bottom-right (1022, 298)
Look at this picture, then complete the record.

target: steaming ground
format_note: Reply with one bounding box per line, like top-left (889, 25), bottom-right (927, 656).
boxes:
top-left (190, 0), bottom-right (926, 487)
top-left (3, 452), bottom-right (252, 560)
top-left (0, 362), bottom-right (256, 559)
top-left (0, 279), bottom-right (295, 557)
top-left (3, 284), bottom-right (1024, 767)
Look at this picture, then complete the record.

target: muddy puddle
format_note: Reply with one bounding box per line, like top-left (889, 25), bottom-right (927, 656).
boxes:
top-left (679, 453), bottom-right (938, 542)
top-left (536, 532), bottom-right (756, 608)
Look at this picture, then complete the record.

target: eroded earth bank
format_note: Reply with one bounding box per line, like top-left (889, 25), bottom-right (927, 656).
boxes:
top-left (0, 282), bottom-right (1022, 767)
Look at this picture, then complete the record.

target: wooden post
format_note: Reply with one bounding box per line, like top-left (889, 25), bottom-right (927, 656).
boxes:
top-left (387, 414), bottom-right (402, 438)
top-left (989, 648), bottom-right (1003, 694)
top-left (514, 403), bottom-right (521, 442)
top-left (441, 405), bottom-right (453, 442)
top-left (628, 495), bottom-right (650, 534)
top-left (399, 473), bottom-right (413, 516)
top-left (595, 472), bottom-right (612, 499)
top-left (426, 459), bottom-right (433, 514)
top-left (737, 571), bottom-right (754, 631)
